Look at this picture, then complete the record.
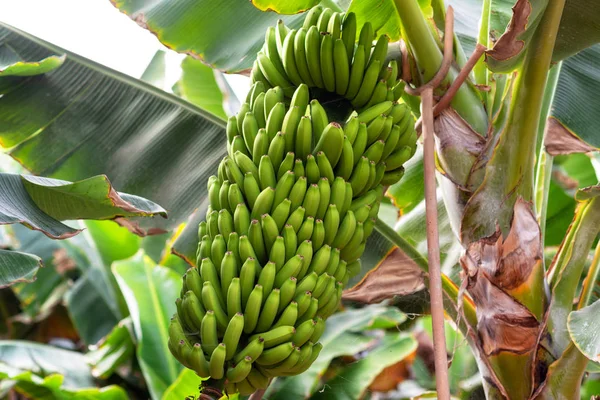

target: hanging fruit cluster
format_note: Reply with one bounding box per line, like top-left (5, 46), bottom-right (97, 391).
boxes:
top-left (168, 6), bottom-right (418, 396)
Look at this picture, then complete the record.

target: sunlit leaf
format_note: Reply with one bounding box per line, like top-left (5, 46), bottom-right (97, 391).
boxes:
top-left (113, 252), bottom-right (182, 400)
top-left (0, 249), bottom-right (41, 288)
top-left (162, 368), bottom-right (203, 400)
top-left (251, 0), bottom-right (320, 14)
top-left (86, 318), bottom-right (135, 380)
top-left (141, 50), bottom-right (167, 89)
top-left (0, 43), bottom-right (65, 77)
top-left (266, 306), bottom-right (402, 399)
top-left (0, 24), bottom-right (225, 234)
top-left (173, 57), bottom-right (230, 120)
top-left (111, 0), bottom-right (340, 72)
top-left (568, 299), bottom-right (600, 363)
top-left (311, 333), bottom-right (417, 400)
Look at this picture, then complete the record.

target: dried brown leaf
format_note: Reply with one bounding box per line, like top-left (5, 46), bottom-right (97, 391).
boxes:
top-left (544, 117), bottom-right (595, 155)
top-left (342, 248), bottom-right (425, 304)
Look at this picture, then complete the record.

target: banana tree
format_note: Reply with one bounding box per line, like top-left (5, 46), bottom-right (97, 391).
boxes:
top-left (1, 0), bottom-right (600, 398)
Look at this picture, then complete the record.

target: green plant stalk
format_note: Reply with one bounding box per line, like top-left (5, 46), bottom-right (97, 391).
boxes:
top-left (393, 0), bottom-right (488, 136)
top-left (474, 0), bottom-right (491, 113)
top-left (375, 220), bottom-right (478, 329)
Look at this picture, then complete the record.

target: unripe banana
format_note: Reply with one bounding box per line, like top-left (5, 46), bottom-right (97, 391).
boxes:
top-left (296, 240), bottom-right (314, 279)
top-left (239, 258), bottom-right (258, 307)
top-left (340, 222), bottom-right (364, 261)
top-left (277, 152), bottom-right (296, 180)
top-left (286, 206), bottom-right (306, 233)
top-left (252, 129), bottom-right (269, 165)
top-left (268, 132), bottom-right (286, 172)
top-left (248, 220), bottom-right (267, 264)
top-left (183, 290), bottom-right (205, 332)
top-left (200, 258), bottom-right (223, 305)
top-left (305, 26), bottom-right (324, 88)
top-left (209, 343), bottom-right (227, 379)
top-left (201, 311), bottom-right (219, 355)
top-left (352, 60), bottom-right (381, 108)
top-left (333, 38), bottom-right (350, 95)
top-left (294, 28), bottom-right (315, 87)
top-left (305, 154), bottom-right (321, 184)
top-left (323, 204), bottom-right (340, 246)
top-left (244, 284), bottom-right (263, 334)
top-left (256, 342), bottom-right (295, 366)
top-left (295, 290), bottom-right (313, 316)
top-left (385, 146), bottom-right (413, 171)
top-left (344, 116), bottom-right (360, 145)
top-left (250, 325), bottom-right (295, 348)
top-left (222, 313), bottom-right (244, 360)
top-left (282, 106), bottom-right (303, 153)
top-left (295, 116), bottom-right (313, 160)
top-left (237, 378), bottom-right (256, 396)
top-left (317, 7), bottom-right (333, 33)
top-left (282, 30), bottom-right (303, 86)
top-left (335, 136), bottom-right (354, 180)
top-left (279, 277), bottom-right (297, 313)
top-left (357, 22), bottom-right (373, 68)
top-left (211, 234), bottom-right (226, 269)
top-left (349, 156), bottom-right (371, 195)
top-left (227, 355), bottom-right (253, 383)
top-left (282, 224), bottom-right (298, 262)
top-left (296, 272), bottom-right (318, 295)
top-left (303, 5), bottom-right (322, 29)
top-left (313, 122), bottom-right (344, 168)
top-left (309, 99), bottom-right (329, 143)
top-left (381, 166), bottom-right (405, 185)
top-left (185, 267), bottom-right (203, 300)
top-left (316, 178), bottom-right (331, 220)
top-left (364, 79), bottom-right (389, 110)
top-left (297, 298), bottom-right (318, 324)
top-left (311, 219), bottom-right (325, 250)
top-left (256, 288), bottom-right (280, 332)
top-left (293, 158), bottom-right (305, 178)
top-left (272, 198), bottom-right (292, 232)
top-left (320, 33), bottom-right (335, 92)
top-left (358, 101), bottom-right (393, 124)
top-left (367, 34), bottom-right (389, 72)
top-left (273, 301), bottom-right (298, 328)
top-left (257, 262), bottom-right (276, 304)
top-left (266, 102), bottom-right (286, 142)
top-left (264, 87), bottom-right (284, 122)
top-left (297, 216), bottom-right (315, 244)
top-left (202, 281), bottom-right (229, 330)
top-left (352, 122), bottom-right (368, 165)
top-left (227, 278), bottom-right (242, 319)
top-left (243, 173), bottom-right (261, 209)
top-left (269, 237), bottom-right (286, 271)
top-left (346, 44), bottom-right (366, 100)
top-left (316, 151), bottom-right (335, 183)
top-left (258, 155), bottom-right (277, 190)
top-left (341, 12), bottom-right (356, 64)
top-left (218, 181), bottom-right (231, 213)
top-left (251, 187), bottom-right (275, 220)
top-left (275, 255), bottom-right (304, 287)
top-left (247, 366), bottom-right (269, 390)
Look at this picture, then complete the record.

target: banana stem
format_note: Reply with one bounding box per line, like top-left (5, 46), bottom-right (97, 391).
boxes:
top-left (422, 88), bottom-right (450, 400)
top-left (249, 388), bottom-right (267, 400)
top-left (392, 0), bottom-right (488, 135)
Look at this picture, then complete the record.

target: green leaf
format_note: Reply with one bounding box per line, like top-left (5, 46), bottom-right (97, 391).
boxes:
top-left (86, 318), bottom-right (135, 380)
top-left (141, 50), bottom-right (167, 89)
top-left (84, 221), bottom-right (141, 267)
top-left (266, 306), bottom-right (401, 399)
top-left (9, 225), bottom-right (68, 318)
top-left (173, 56), bottom-right (228, 120)
top-left (0, 249), bottom-right (41, 288)
top-left (111, 0), bottom-right (340, 72)
top-left (312, 333), bottom-right (417, 400)
top-left (112, 252), bottom-right (183, 400)
top-left (581, 376), bottom-right (600, 399)
top-left (0, 43), bottom-right (65, 77)
top-left (568, 300), bottom-right (600, 363)
top-left (251, 0), bottom-right (321, 14)
top-left (162, 368), bottom-right (203, 400)
top-left (546, 186), bottom-right (600, 356)
top-left (0, 173), bottom-right (166, 239)
top-left (549, 45), bottom-right (600, 151)
top-left (0, 23), bottom-right (225, 234)
top-left (0, 364), bottom-right (128, 400)
top-left (0, 340), bottom-right (96, 388)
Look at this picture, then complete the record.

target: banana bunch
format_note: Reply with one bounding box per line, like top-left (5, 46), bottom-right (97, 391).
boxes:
top-left (251, 7), bottom-right (405, 110)
top-left (168, 6), bottom-right (418, 397)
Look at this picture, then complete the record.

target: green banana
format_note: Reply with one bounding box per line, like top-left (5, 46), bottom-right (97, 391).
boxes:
top-left (244, 284), bottom-right (263, 334)
top-left (352, 60), bottom-right (381, 108)
top-left (226, 356), bottom-right (253, 383)
top-left (341, 12), bottom-right (356, 64)
top-left (310, 99), bottom-right (329, 142)
top-left (257, 262), bottom-right (276, 304)
top-left (279, 277), bottom-right (297, 313)
top-left (201, 311), bottom-right (219, 355)
top-left (258, 155), bottom-right (277, 190)
top-left (333, 38), bottom-right (350, 95)
top-left (277, 152), bottom-right (296, 180)
top-left (311, 218), bottom-right (325, 250)
top-left (209, 342), bottom-right (227, 379)
top-left (227, 277), bottom-right (242, 319)
top-left (294, 28), bottom-right (315, 87)
top-left (305, 26), bottom-right (324, 88)
top-left (250, 325), bottom-right (295, 348)
top-left (320, 33), bottom-right (335, 92)
top-left (295, 116), bottom-right (312, 160)
top-left (335, 136), bottom-right (354, 180)
top-left (357, 22), bottom-right (373, 68)
top-left (313, 122), bottom-right (344, 167)
top-left (256, 288), bottom-right (280, 332)
top-left (243, 173), bottom-right (261, 209)
top-left (269, 237), bottom-right (286, 271)
top-left (305, 154), bottom-right (321, 184)
top-left (248, 220), bottom-right (267, 264)
top-left (282, 30), bottom-right (303, 86)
